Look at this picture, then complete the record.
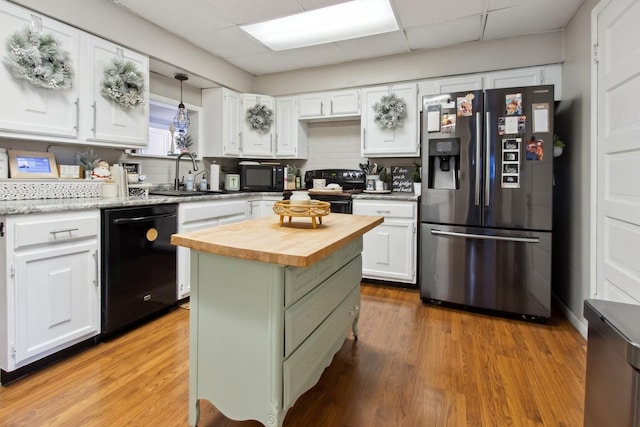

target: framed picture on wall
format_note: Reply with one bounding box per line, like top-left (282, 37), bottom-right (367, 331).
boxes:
top-left (8, 150), bottom-right (59, 179)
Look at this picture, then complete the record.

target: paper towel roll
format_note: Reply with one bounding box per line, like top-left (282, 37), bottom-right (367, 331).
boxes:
top-left (209, 164), bottom-right (220, 191)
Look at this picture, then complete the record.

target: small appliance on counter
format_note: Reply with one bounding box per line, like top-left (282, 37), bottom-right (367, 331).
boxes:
top-left (239, 163), bottom-right (284, 191)
top-left (225, 173), bottom-right (240, 191)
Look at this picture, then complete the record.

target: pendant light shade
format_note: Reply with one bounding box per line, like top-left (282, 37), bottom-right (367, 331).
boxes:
top-left (173, 74), bottom-right (190, 132)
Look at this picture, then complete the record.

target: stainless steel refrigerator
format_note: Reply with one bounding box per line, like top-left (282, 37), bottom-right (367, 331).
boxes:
top-left (420, 86), bottom-right (554, 321)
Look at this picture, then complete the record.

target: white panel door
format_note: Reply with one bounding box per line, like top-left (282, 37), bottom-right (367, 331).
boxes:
top-left (594, 0), bottom-right (640, 303)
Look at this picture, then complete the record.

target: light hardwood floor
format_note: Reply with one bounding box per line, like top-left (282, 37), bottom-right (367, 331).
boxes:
top-left (0, 284), bottom-right (587, 426)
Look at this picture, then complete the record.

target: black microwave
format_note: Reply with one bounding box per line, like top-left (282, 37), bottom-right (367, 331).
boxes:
top-left (239, 164), bottom-right (285, 191)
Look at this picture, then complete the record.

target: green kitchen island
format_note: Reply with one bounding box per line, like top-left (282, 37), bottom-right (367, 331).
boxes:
top-left (171, 213), bottom-right (383, 427)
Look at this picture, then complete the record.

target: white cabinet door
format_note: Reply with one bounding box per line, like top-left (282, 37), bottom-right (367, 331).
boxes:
top-left (276, 96), bottom-right (308, 158)
top-left (202, 87), bottom-right (241, 157)
top-left (419, 75), bottom-right (484, 109)
top-left (484, 65), bottom-right (562, 100)
top-left (298, 93), bottom-right (325, 117)
top-left (14, 241), bottom-right (100, 366)
top-left (361, 83), bottom-right (419, 157)
top-left (0, 1), bottom-right (80, 140)
top-left (241, 94), bottom-right (275, 157)
top-left (353, 200), bottom-right (417, 284)
top-left (327, 89), bottom-right (360, 116)
top-left (83, 35), bottom-right (149, 147)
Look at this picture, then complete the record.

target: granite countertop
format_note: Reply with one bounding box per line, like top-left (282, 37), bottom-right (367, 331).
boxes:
top-left (0, 192), bottom-right (283, 215)
top-left (352, 192), bottom-right (419, 201)
top-left (171, 213), bottom-right (383, 267)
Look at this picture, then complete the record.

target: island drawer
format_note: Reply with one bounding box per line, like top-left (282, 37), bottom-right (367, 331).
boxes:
top-left (283, 285), bottom-right (360, 409)
top-left (284, 238), bottom-right (362, 307)
top-left (284, 256), bottom-right (361, 357)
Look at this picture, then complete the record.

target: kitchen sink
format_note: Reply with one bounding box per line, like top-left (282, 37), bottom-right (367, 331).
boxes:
top-left (149, 189), bottom-right (234, 197)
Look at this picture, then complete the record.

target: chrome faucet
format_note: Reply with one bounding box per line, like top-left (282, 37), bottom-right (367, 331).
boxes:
top-left (174, 152), bottom-right (198, 190)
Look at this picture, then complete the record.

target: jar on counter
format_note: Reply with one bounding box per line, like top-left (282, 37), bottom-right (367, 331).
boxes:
top-left (290, 191), bottom-right (311, 205)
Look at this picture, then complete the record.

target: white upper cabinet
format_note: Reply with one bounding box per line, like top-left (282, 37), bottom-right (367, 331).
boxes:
top-left (484, 65), bottom-right (562, 100)
top-left (0, 1), bottom-right (81, 140)
top-left (0, 1), bottom-right (150, 147)
top-left (361, 83), bottom-right (419, 157)
top-left (83, 35), bottom-right (149, 147)
top-left (418, 75), bottom-right (484, 109)
top-left (275, 96), bottom-right (308, 158)
top-left (201, 87), bottom-right (241, 157)
top-left (298, 89), bottom-right (360, 120)
top-left (240, 94), bottom-right (275, 158)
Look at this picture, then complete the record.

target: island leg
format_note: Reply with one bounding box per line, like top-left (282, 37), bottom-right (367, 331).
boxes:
top-left (351, 303), bottom-right (360, 340)
top-left (189, 399), bottom-right (201, 427)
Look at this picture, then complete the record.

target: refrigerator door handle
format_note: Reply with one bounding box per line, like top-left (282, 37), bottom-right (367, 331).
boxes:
top-left (430, 229), bottom-right (540, 244)
top-left (485, 111), bottom-right (491, 207)
top-left (475, 112), bottom-right (481, 206)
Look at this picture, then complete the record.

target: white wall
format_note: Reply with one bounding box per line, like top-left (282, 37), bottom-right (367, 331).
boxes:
top-left (554, 0), bottom-right (600, 335)
top-left (255, 32), bottom-right (565, 96)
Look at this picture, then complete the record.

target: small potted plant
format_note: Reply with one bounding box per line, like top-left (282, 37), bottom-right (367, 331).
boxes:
top-left (77, 148), bottom-right (101, 179)
top-left (378, 167), bottom-right (392, 191)
top-left (412, 164), bottom-right (422, 194)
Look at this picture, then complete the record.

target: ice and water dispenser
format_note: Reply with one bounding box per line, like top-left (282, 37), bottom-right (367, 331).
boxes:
top-left (427, 138), bottom-right (460, 190)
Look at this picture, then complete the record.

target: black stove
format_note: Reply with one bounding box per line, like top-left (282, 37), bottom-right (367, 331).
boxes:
top-left (303, 169), bottom-right (365, 191)
top-left (284, 169), bottom-right (365, 214)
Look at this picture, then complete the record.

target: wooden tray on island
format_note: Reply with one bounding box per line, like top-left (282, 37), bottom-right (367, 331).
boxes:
top-left (273, 200), bottom-right (331, 229)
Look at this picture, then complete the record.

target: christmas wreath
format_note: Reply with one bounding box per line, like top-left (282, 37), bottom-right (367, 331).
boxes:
top-left (373, 93), bottom-right (407, 130)
top-left (3, 26), bottom-right (74, 89)
top-left (246, 103), bottom-right (273, 133)
top-left (100, 59), bottom-right (145, 111)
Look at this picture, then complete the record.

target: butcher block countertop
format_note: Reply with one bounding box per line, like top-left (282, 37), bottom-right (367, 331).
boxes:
top-left (171, 213), bottom-right (383, 267)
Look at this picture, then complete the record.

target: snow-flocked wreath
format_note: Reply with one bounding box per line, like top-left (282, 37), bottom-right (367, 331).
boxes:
top-left (373, 93), bottom-right (407, 130)
top-left (100, 59), bottom-right (145, 111)
top-left (246, 103), bottom-right (273, 133)
top-left (3, 26), bottom-right (74, 89)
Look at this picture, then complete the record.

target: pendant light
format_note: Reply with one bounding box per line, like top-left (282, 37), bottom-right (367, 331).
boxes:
top-left (173, 74), bottom-right (190, 132)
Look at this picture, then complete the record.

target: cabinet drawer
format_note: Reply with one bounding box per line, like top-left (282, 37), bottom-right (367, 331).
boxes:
top-left (180, 200), bottom-right (246, 224)
top-left (354, 201), bottom-right (415, 219)
top-left (284, 238), bottom-right (362, 307)
top-left (283, 285), bottom-right (360, 409)
top-left (12, 211), bottom-right (99, 249)
top-left (284, 256), bottom-right (361, 357)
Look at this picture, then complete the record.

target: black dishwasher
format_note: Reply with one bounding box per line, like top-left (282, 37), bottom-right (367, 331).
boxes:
top-left (101, 204), bottom-right (178, 337)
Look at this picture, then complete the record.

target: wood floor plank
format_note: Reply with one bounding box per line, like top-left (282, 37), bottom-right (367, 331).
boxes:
top-left (0, 284), bottom-right (586, 426)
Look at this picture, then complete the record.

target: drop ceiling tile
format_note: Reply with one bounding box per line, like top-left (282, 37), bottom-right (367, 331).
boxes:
top-left (188, 26), bottom-right (269, 58)
top-left (394, 0), bottom-right (485, 28)
top-left (112, 0), bottom-right (229, 31)
top-left (226, 52), bottom-right (301, 75)
top-left (405, 14), bottom-right (482, 50)
top-left (296, 0), bottom-right (350, 10)
top-left (206, 0), bottom-right (303, 25)
top-left (281, 43), bottom-right (352, 69)
top-left (488, 0), bottom-right (547, 12)
top-left (483, 0), bottom-right (581, 40)
top-left (336, 31), bottom-right (410, 61)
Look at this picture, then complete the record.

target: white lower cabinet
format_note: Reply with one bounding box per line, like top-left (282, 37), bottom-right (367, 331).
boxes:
top-left (353, 199), bottom-right (417, 284)
top-left (0, 210), bottom-right (100, 375)
top-left (177, 200), bottom-right (247, 299)
top-left (247, 196), bottom-right (282, 218)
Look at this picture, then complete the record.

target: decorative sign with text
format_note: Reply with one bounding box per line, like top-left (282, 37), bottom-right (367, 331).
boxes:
top-left (391, 165), bottom-right (415, 193)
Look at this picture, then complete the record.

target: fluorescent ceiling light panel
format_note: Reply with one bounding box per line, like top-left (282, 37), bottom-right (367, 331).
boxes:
top-left (240, 0), bottom-right (399, 51)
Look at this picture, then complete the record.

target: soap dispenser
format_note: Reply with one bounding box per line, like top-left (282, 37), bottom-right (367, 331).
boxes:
top-left (185, 170), bottom-right (194, 191)
top-left (199, 173), bottom-right (207, 191)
